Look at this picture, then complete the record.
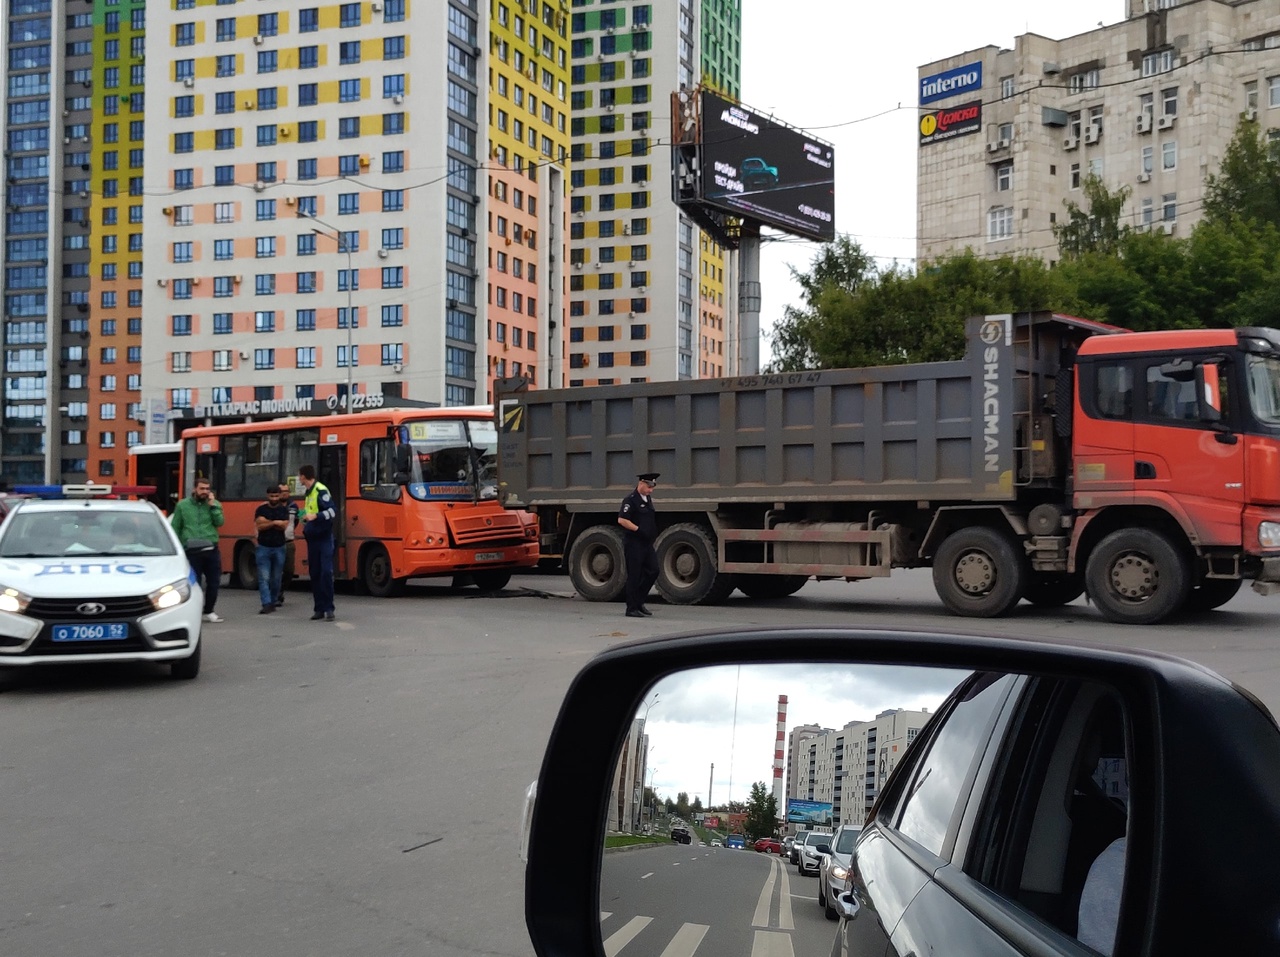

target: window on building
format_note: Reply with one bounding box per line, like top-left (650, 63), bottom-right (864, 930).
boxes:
top-left (987, 207), bottom-right (1014, 242)
top-left (1162, 140), bottom-right (1177, 170)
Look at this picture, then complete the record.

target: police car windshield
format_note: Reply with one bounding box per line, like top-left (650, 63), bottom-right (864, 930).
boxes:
top-left (0, 509), bottom-right (176, 558)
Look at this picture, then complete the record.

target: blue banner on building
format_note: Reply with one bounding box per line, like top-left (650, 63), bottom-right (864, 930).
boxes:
top-left (786, 798), bottom-right (834, 826)
top-left (920, 61), bottom-right (983, 104)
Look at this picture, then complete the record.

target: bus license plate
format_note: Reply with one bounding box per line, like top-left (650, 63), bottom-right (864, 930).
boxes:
top-left (475, 552), bottom-right (504, 562)
top-left (52, 623), bottom-right (128, 642)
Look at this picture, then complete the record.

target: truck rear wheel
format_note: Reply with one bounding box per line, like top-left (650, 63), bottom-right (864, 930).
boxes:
top-left (567, 525), bottom-right (627, 602)
top-left (736, 574), bottom-right (808, 600)
top-left (1085, 528), bottom-right (1191, 624)
top-left (1185, 577), bottom-right (1241, 612)
top-left (1023, 573), bottom-right (1084, 608)
top-left (932, 526), bottom-right (1028, 618)
top-left (655, 523), bottom-right (735, 605)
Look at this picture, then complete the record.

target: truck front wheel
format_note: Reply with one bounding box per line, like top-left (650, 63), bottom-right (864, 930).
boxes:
top-left (567, 525), bottom-right (627, 602)
top-left (1085, 528), bottom-right (1191, 624)
top-left (932, 526), bottom-right (1028, 618)
top-left (655, 523), bottom-right (735, 605)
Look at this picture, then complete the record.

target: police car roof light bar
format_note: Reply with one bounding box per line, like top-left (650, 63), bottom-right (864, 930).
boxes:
top-left (12, 484), bottom-right (158, 499)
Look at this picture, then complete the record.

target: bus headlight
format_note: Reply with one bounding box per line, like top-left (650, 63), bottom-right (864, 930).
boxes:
top-left (1259, 522), bottom-right (1280, 548)
top-left (149, 578), bottom-right (192, 610)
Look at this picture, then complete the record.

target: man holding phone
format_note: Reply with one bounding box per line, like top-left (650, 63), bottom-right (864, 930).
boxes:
top-left (171, 476), bottom-right (226, 622)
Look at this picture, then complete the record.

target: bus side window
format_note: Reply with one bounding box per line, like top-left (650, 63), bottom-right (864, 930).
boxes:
top-left (360, 438), bottom-right (401, 502)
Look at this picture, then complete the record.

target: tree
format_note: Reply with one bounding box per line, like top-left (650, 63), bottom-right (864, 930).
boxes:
top-left (674, 791), bottom-right (691, 819)
top-left (767, 236), bottom-right (878, 370)
top-left (743, 781), bottom-right (778, 841)
top-left (1204, 117), bottom-right (1280, 229)
top-left (691, 796), bottom-right (703, 814)
top-left (1053, 174), bottom-right (1131, 258)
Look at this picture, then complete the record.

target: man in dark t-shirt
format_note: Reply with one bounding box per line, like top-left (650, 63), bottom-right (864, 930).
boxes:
top-left (254, 484), bottom-right (290, 614)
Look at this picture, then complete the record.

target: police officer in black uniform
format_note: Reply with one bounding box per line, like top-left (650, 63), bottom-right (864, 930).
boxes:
top-left (618, 472), bottom-right (660, 618)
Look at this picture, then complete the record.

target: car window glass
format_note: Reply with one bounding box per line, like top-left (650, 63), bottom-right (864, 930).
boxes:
top-left (974, 682), bottom-right (1130, 957)
top-left (834, 828), bottom-right (859, 853)
top-left (895, 672), bottom-right (1015, 857)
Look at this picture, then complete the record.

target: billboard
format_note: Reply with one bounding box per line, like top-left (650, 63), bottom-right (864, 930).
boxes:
top-left (786, 798), bottom-right (834, 827)
top-left (919, 61), bottom-right (983, 104)
top-left (698, 91), bottom-right (836, 242)
top-left (918, 100), bottom-right (982, 146)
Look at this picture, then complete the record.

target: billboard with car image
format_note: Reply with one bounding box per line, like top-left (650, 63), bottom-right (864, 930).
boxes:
top-left (697, 91), bottom-right (836, 241)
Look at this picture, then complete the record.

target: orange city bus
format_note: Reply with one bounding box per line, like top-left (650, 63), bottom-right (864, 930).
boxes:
top-left (179, 407), bottom-right (539, 596)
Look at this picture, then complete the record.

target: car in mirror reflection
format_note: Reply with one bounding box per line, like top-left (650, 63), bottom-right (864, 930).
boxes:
top-left (523, 628), bottom-right (1280, 957)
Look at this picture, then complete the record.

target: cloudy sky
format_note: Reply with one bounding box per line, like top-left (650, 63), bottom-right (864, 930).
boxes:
top-left (737, 0), bottom-right (1120, 366)
top-left (638, 663), bottom-right (967, 807)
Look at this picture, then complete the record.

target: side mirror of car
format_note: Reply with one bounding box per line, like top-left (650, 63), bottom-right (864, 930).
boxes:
top-left (521, 627), bottom-right (1280, 957)
top-left (816, 843), bottom-right (832, 855)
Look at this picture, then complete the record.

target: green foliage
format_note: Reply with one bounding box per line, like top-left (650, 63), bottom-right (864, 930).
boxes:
top-left (743, 781), bottom-right (778, 842)
top-left (1053, 174), bottom-right (1132, 259)
top-left (1204, 118), bottom-right (1280, 228)
top-left (768, 244), bottom-right (1071, 369)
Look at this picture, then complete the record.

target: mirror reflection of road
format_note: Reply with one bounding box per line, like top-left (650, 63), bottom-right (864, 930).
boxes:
top-left (600, 845), bottom-right (835, 957)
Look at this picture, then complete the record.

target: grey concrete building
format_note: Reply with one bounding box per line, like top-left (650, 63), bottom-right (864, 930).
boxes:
top-left (791, 708), bottom-right (931, 827)
top-left (917, 0), bottom-right (1280, 264)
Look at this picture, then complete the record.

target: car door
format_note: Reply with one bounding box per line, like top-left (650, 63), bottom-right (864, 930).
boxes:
top-left (895, 677), bottom-right (1139, 957)
top-left (834, 672), bottom-right (1020, 957)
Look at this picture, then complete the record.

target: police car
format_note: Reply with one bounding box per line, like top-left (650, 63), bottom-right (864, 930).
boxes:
top-left (0, 485), bottom-right (204, 680)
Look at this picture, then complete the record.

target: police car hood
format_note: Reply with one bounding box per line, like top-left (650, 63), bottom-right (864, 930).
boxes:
top-left (0, 554), bottom-right (195, 597)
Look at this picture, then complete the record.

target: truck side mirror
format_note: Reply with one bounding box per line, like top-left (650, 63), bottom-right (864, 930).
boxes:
top-left (1196, 364), bottom-right (1224, 423)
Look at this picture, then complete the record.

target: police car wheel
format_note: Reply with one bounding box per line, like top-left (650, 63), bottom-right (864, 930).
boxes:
top-left (170, 643), bottom-right (201, 680)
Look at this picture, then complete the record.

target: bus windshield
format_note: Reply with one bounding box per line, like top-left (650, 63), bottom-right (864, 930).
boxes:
top-left (402, 418), bottom-right (499, 500)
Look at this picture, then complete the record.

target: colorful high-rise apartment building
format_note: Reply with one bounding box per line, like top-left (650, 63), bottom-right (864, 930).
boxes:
top-left (2, 0), bottom-right (148, 486)
top-left (697, 0), bottom-right (739, 380)
top-left (142, 0), bottom-right (494, 434)
top-left (484, 0), bottom-right (572, 398)
top-left (566, 0), bottom-right (741, 384)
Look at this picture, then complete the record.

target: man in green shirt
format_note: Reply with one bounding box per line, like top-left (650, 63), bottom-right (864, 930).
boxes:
top-left (171, 477), bottom-right (226, 623)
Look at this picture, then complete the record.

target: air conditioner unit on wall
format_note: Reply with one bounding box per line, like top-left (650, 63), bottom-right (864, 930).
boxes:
top-left (1062, 135), bottom-right (1079, 151)
top-left (1084, 125), bottom-right (1101, 144)
top-left (1137, 171), bottom-right (1151, 183)
top-left (1157, 114), bottom-right (1175, 130)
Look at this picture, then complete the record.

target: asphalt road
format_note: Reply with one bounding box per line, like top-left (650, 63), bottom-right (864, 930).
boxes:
top-left (601, 845), bottom-right (835, 957)
top-left (2, 569), bottom-right (1278, 957)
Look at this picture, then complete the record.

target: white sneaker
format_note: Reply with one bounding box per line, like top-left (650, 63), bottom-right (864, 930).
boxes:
top-left (203, 612), bottom-right (224, 623)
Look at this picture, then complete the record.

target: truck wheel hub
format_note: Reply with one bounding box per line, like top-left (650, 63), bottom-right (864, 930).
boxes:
top-left (673, 551), bottom-right (697, 580)
top-left (955, 552), bottom-right (995, 593)
top-left (589, 551), bottom-right (614, 580)
top-left (1111, 554), bottom-right (1157, 599)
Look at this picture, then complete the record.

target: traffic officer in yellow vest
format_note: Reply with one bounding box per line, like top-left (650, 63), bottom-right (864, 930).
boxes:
top-left (297, 463), bottom-right (337, 621)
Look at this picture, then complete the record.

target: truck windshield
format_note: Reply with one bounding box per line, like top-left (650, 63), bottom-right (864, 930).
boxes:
top-left (1246, 355), bottom-right (1280, 425)
top-left (402, 418), bottom-right (499, 501)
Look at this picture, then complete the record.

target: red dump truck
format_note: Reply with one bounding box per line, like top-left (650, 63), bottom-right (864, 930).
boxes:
top-left (496, 312), bottom-right (1280, 623)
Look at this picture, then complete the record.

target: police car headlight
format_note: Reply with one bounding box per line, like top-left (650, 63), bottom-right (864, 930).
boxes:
top-left (0, 584), bottom-right (32, 614)
top-left (149, 578), bottom-right (191, 610)
top-left (829, 864), bottom-right (849, 883)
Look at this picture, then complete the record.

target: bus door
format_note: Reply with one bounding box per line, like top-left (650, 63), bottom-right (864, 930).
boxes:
top-left (319, 445), bottom-right (348, 577)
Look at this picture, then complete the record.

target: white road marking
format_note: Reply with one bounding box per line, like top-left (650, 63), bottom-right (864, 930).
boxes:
top-left (751, 856), bottom-right (779, 927)
top-left (600, 911), bottom-right (612, 921)
top-left (750, 929), bottom-right (795, 957)
top-left (603, 916), bottom-right (652, 957)
top-left (777, 858), bottom-right (794, 930)
top-left (657, 923), bottom-right (710, 957)
top-left (640, 872), bottom-right (654, 880)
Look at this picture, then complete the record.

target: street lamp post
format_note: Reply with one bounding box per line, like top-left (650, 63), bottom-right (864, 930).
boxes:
top-left (302, 213), bottom-right (354, 410)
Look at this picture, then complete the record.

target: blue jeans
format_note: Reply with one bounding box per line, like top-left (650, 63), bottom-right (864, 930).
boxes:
top-left (255, 544), bottom-right (286, 607)
top-left (304, 533), bottom-right (335, 614)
